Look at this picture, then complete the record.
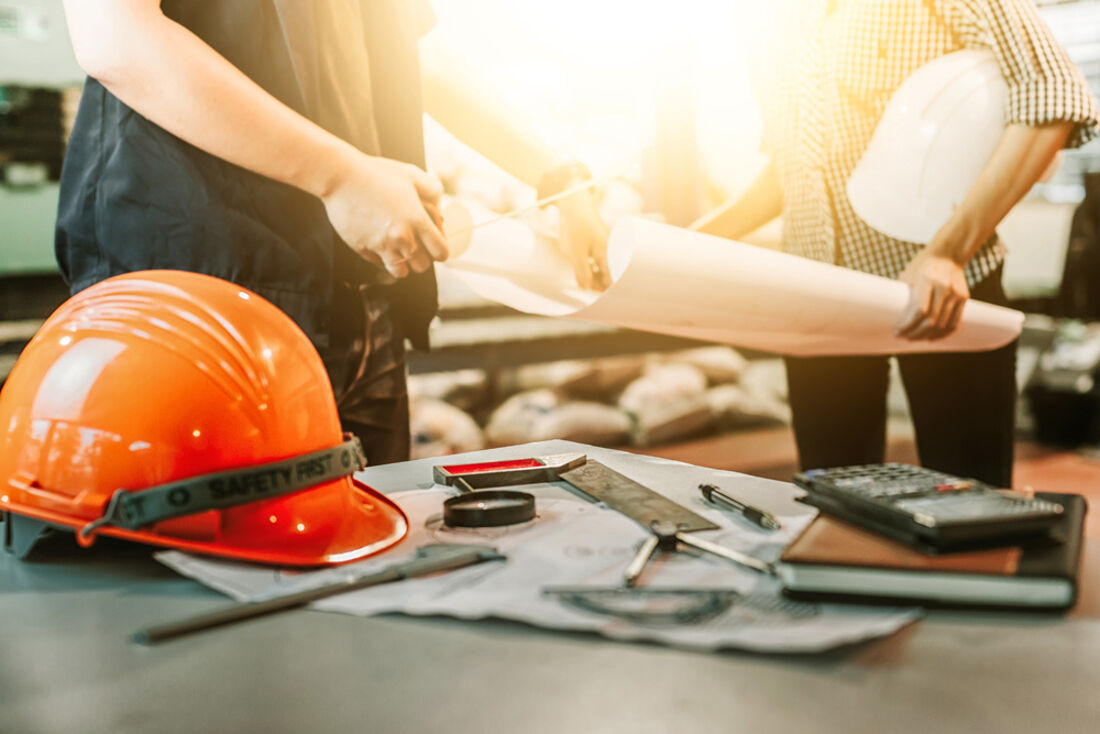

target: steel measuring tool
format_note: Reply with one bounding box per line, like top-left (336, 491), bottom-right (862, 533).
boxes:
top-left (624, 521), bottom-right (775, 586)
top-left (434, 454), bottom-right (773, 585)
top-left (435, 453), bottom-right (715, 533)
top-left (134, 544), bottom-right (505, 644)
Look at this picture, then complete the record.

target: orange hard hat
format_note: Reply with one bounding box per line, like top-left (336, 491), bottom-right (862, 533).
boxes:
top-left (0, 270), bottom-right (408, 566)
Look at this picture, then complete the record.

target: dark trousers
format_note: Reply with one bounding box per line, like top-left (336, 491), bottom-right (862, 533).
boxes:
top-left (320, 281), bottom-right (410, 466)
top-left (784, 272), bottom-right (1017, 487)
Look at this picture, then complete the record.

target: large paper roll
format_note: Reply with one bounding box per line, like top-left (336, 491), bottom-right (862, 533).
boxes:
top-left (440, 216), bottom-right (1023, 356)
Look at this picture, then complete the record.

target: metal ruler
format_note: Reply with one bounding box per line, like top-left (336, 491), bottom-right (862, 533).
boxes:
top-left (435, 453), bottom-right (718, 533)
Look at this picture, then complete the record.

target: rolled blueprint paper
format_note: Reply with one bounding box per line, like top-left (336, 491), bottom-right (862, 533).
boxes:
top-left (440, 216), bottom-right (1023, 356)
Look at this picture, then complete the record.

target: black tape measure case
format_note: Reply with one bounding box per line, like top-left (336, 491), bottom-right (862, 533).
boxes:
top-left (442, 490), bottom-right (536, 527)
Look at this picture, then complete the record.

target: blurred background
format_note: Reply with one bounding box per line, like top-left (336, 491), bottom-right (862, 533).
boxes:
top-left (2, 0), bottom-right (1099, 511)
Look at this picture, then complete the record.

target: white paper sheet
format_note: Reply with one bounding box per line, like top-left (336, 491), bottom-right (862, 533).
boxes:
top-left (441, 216), bottom-right (1023, 356)
top-left (158, 481), bottom-right (919, 654)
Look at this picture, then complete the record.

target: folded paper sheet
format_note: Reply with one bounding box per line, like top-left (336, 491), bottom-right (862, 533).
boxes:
top-left (441, 216), bottom-right (1024, 356)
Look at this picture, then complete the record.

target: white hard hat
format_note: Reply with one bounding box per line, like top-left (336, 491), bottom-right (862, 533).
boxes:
top-left (847, 50), bottom-right (1024, 244)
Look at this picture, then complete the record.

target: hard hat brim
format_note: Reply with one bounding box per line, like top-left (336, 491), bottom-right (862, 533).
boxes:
top-left (2, 478), bottom-right (409, 567)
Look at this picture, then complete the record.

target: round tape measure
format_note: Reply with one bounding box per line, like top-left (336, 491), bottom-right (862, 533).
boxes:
top-left (442, 490), bottom-right (536, 528)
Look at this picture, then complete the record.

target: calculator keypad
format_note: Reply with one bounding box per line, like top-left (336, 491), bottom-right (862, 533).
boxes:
top-left (797, 463), bottom-right (1064, 540)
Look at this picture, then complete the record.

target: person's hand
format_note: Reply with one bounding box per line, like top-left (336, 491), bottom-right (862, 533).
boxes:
top-left (321, 154), bottom-right (448, 280)
top-left (894, 248), bottom-right (970, 340)
top-left (554, 190), bottom-right (611, 291)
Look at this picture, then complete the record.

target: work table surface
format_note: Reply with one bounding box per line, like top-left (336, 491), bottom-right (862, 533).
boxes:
top-left (3, 440), bottom-right (1098, 734)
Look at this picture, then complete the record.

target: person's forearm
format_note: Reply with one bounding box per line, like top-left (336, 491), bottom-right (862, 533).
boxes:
top-left (420, 34), bottom-right (560, 187)
top-left (690, 162), bottom-right (782, 239)
top-left (928, 122), bottom-right (1073, 264)
top-left (63, 0), bottom-right (356, 199)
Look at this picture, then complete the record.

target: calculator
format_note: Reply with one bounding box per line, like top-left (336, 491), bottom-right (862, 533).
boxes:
top-left (793, 463), bottom-right (1065, 549)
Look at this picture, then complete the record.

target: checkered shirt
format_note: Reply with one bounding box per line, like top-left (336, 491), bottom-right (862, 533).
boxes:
top-left (758, 0), bottom-right (1100, 286)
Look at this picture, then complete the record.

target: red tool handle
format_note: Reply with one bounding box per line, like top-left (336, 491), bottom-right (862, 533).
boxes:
top-left (433, 453), bottom-right (586, 489)
top-left (440, 459), bottom-right (545, 475)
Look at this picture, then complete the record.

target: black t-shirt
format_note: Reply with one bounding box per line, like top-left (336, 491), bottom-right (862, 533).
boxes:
top-left (55, 0), bottom-right (438, 350)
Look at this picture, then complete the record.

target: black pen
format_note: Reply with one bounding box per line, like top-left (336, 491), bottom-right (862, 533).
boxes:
top-left (699, 484), bottom-right (781, 531)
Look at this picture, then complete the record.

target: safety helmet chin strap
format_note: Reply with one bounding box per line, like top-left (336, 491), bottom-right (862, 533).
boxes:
top-left (79, 434), bottom-right (367, 540)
